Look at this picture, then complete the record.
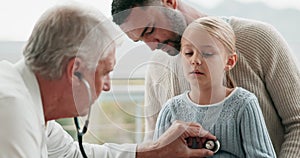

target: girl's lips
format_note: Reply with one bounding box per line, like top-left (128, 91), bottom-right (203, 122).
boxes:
top-left (190, 71), bottom-right (204, 75)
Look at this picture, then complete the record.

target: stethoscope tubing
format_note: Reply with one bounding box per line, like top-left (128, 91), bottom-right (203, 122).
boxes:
top-left (73, 73), bottom-right (93, 158)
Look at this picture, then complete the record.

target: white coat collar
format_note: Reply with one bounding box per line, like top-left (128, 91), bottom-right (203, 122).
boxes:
top-left (14, 59), bottom-right (46, 127)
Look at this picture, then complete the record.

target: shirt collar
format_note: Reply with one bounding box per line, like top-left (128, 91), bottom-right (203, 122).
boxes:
top-left (14, 59), bottom-right (45, 127)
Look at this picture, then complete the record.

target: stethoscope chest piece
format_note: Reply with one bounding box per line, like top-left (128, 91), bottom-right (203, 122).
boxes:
top-left (204, 139), bottom-right (221, 153)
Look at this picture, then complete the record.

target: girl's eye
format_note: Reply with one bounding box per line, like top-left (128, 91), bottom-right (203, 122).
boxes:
top-left (181, 48), bottom-right (193, 56)
top-left (201, 52), bottom-right (214, 58)
top-left (185, 52), bottom-right (193, 56)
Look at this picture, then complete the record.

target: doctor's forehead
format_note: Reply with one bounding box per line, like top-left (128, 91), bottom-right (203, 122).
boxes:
top-left (98, 48), bottom-right (116, 69)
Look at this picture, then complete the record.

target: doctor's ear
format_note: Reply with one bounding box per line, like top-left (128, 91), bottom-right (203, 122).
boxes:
top-left (224, 53), bottom-right (237, 71)
top-left (66, 57), bottom-right (84, 84)
top-left (162, 0), bottom-right (177, 9)
top-left (74, 71), bottom-right (82, 80)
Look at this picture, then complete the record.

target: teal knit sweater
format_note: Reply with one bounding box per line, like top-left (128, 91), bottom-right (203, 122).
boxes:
top-left (153, 87), bottom-right (276, 157)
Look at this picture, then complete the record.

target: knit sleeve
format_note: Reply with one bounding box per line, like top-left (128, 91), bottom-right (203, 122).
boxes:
top-left (153, 99), bottom-right (174, 141)
top-left (232, 18), bottom-right (300, 157)
top-left (143, 52), bottom-right (178, 142)
top-left (143, 71), bottom-right (167, 142)
top-left (240, 97), bottom-right (276, 158)
top-left (254, 23), bottom-right (300, 157)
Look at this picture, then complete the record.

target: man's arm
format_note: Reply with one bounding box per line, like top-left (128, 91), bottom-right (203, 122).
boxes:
top-left (47, 120), bottom-right (214, 158)
top-left (46, 121), bottom-right (136, 158)
top-left (261, 24), bottom-right (300, 157)
top-left (137, 121), bottom-right (215, 158)
top-left (233, 19), bottom-right (300, 157)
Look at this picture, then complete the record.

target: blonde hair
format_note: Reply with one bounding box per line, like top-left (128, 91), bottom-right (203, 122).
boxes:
top-left (188, 16), bottom-right (237, 87)
top-left (191, 16), bottom-right (236, 55)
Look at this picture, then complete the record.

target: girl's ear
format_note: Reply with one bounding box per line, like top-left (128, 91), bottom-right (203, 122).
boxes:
top-left (224, 53), bottom-right (237, 71)
top-left (161, 0), bottom-right (177, 9)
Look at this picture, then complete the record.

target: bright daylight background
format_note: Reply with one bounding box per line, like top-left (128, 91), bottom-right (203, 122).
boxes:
top-left (0, 0), bottom-right (299, 144)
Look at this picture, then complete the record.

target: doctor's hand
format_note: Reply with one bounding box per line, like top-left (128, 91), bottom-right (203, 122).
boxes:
top-left (136, 120), bottom-right (216, 158)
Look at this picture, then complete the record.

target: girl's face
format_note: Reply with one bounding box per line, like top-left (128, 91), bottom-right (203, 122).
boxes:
top-left (180, 25), bottom-right (229, 88)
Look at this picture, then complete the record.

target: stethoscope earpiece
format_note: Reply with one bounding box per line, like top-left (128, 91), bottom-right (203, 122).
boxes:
top-left (74, 71), bottom-right (82, 80)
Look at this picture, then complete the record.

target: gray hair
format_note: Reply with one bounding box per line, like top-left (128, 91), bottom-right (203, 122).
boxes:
top-left (23, 4), bottom-right (117, 79)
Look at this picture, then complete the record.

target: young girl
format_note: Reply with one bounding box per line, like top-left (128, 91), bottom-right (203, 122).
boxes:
top-left (153, 16), bottom-right (276, 157)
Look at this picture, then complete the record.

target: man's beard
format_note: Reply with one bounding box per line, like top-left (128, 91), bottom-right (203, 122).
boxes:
top-left (156, 38), bottom-right (181, 56)
top-left (160, 7), bottom-right (187, 56)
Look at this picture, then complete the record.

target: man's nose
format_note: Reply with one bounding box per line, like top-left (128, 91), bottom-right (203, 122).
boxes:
top-left (102, 75), bottom-right (111, 91)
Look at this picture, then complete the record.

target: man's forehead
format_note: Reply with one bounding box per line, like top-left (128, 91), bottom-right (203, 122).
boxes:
top-left (120, 7), bottom-right (153, 32)
top-left (124, 29), bottom-right (140, 41)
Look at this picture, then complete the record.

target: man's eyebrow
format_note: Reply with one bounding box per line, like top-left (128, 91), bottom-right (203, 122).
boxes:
top-left (140, 23), bottom-right (151, 38)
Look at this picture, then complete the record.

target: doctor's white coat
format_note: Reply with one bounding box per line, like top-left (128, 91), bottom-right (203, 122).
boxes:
top-left (0, 59), bottom-right (136, 158)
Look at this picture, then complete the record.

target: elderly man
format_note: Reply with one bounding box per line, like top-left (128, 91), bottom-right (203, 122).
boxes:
top-left (0, 3), bottom-right (215, 158)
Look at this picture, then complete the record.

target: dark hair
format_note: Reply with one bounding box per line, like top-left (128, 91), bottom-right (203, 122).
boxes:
top-left (111, 0), bottom-right (159, 25)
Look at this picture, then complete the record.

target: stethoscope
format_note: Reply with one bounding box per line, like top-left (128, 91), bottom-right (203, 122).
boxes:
top-left (191, 138), bottom-right (221, 153)
top-left (73, 71), bottom-right (92, 158)
top-left (189, 104), bottom-right (222, 153)
top-left (73, 71), bottom-right (221, 157)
